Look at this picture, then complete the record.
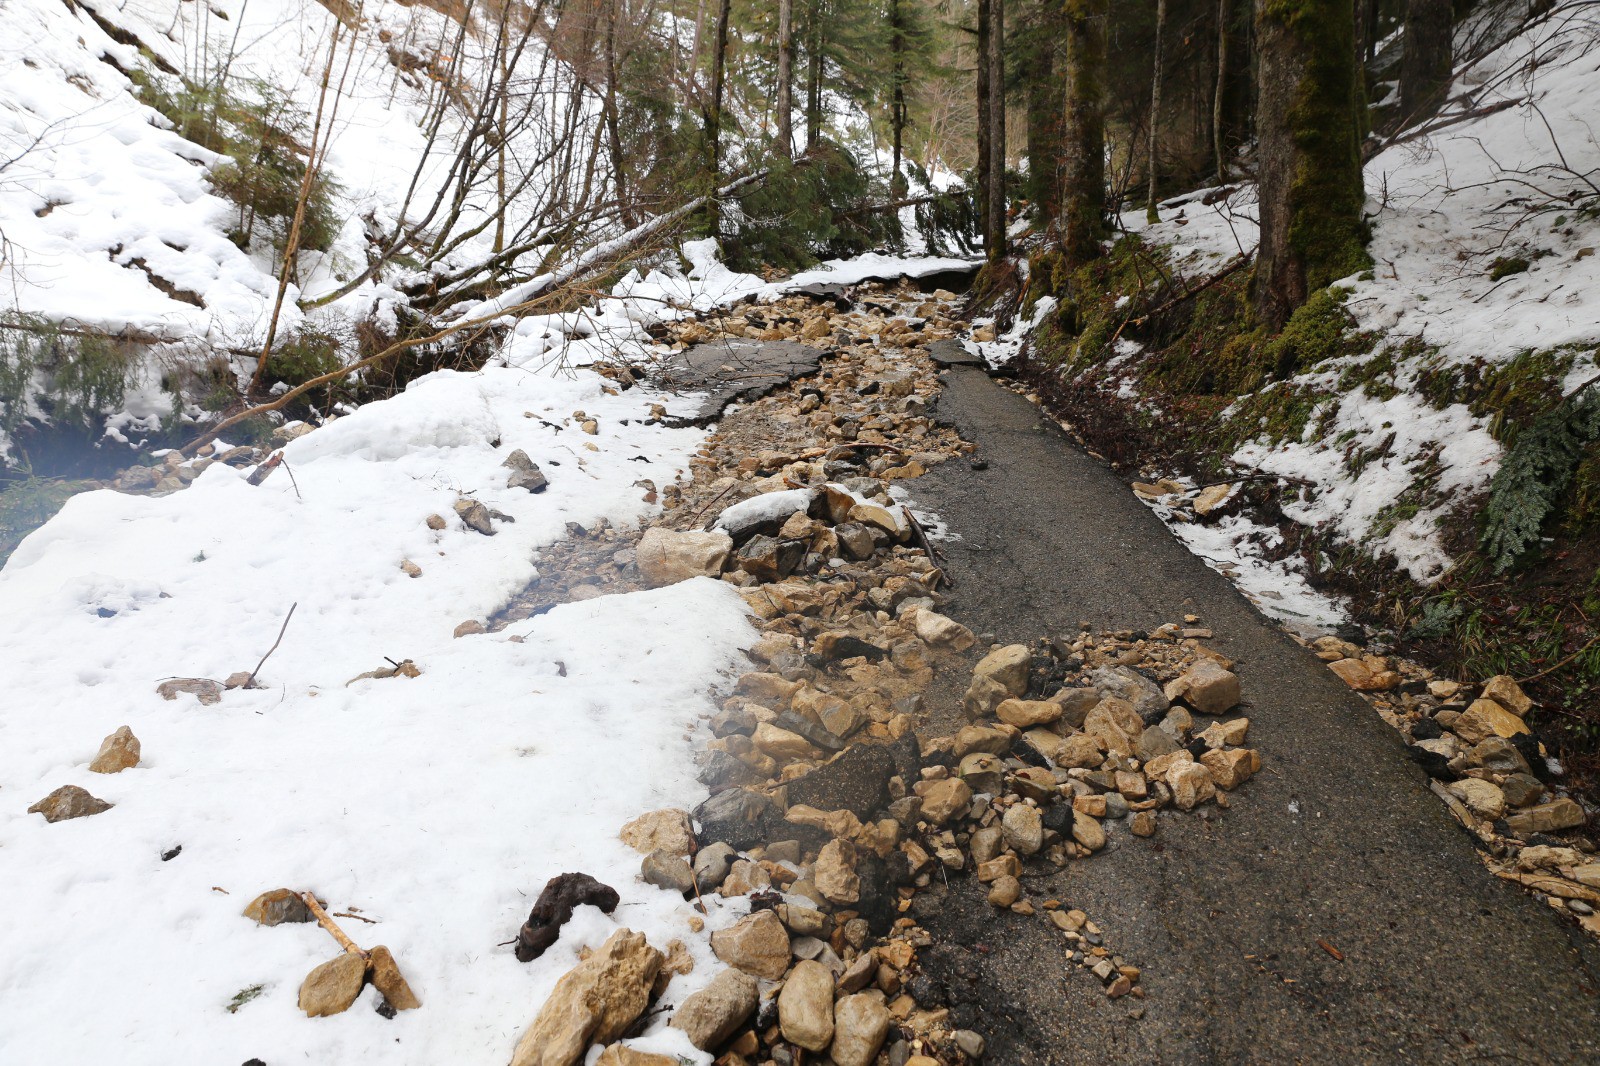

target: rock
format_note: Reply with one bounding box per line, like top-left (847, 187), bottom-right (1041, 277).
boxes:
top-left (670, 968), bottom-right (759, 1051)
top-left (1199, 748), bottom-right (1256, 790)
top-left (88, 725), bottom-right (140, 773)
top-left (400, 559), bottom-right (423, 578)
top-left (753, 722), bottom-right (821, 762)
top-left (156, 678), bottom-right (223, 705)
top-left (974, 645), bottom-right (1033, 697)
top-left (1482, 674), bottom-right (1534, 716)
top-left (1088, 666), bottom-right (1168, 724)
top-left (913, 611), bottom-right (975, 651)
top-left (594, 1048), bottom-right (677, 1066)
top-left (368, 945), bottom-right (421, 1010)
top-left (1056, 733), bottom-right (1104, 769)
top-left (954, 724), bottom-right (1012, 759)
top-left (242, 888), bottom-right (315, 926)
top-left (833, 993), bottom-right (893, 1066)
top-left (711, 910), bottom-right (790, 980)
top-left (1167, 762), bottom-right (1216, 811)
top-left (1136, 725), bottom-right (1179, 761)
top-left (642, 851), bottom-right (695, 894)
top-left (848, 500), bottom-right (910, 542)
top-left (954, 1030), bottom-right (986, 1060)
top-left (454, 497), bottom-right (495, 535)
top-left (1328, 658), bottom-right (1399, 691)
top-left (426, 513), bottom-right (448, 530)
top-left (1505, 798), bottom-right (1586, 836)
top-left (620, 809), bottom-right (694, 856)
top-left (510, 929), bottom-right (663, 1066)
top-left (1171, 660), bottom-right (1241, 715)
top-left (970, 826), bottom-right (1006, 865)
top-left (693, 789), bottom-right (782, 850)
top-left (987, 875), bottom-right (1022, 907)
top-left (503, 450), bottom-right (550, 492)
top-left (1130, 811), bottom-right (1157, 837)
top-left (977, 854), bottom-right (1021, 882)
top-left (785, 742), bottom-right (894, 817)
top-left (1053, 688), bottom-right (1102, 728)
top-left (816, 839), bottom-right (862, 905)
top-left (1454, 698), bottom-right (1529, 743)
top-left (778, 959), bottom-right (835, 1051)
top-left (737, 534), bottom-right (806, 582)
top-left (1002, 804), bottom-right (1044, 856)
top-left (298, 952), bottom-right (367, 1017)
top-left (28, 785), bottom-right (113, 823)
top-left (997, 699), bottom-right (1062, 729)
top-left (1072, 809), bottom-right (1107, 852)
top-left (454, 620), bottom-right (486, 638)
top-left (515, 873), bottom-right (622, 963)
top-left (1447, 779), bottom-right (1506, 820)
top-left (1193, 483), bottom-right (1234, 517)
top-left (1501, 773), bottom-right (1544, 808)
top-left (835, 522), bottom-right (877, 560)
top-left (693, 842), bottom-right (737, 893)
top-left (963, 673), bottom-right (1010, 719)
top-left (636, 528), bottom-right (732, 587)
top-left (914, 777), bottom-right (972, 825)
top-left (957, 752), bottom-right (1004, 796)
top-left (1084, 699), bottom-right (1141, 758)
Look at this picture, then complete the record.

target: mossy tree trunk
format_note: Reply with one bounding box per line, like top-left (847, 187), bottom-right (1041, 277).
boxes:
top-left (1061, 0), bottom-right (1108, 267)
top-left (1399, 0), bottom-right (1453, 123)
top-left (1147, 0), bottom-right (1168, 224)
top-left (976, 0), bottom-right (992, 250)
top-left (776, 0), bottom-right (793, 157)
top-left (1252, 0), bottom-right (1371, 331)
top-left (987, 0), bottom-right (1007, 257)
top-left (1024, 1), bottom-right (1063, 224)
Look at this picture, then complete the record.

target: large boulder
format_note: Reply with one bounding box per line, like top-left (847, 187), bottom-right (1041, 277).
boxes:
top-left (510, 929), bottom-right (664, 1066)
top-left (635, 528), bottom-right (732, 587)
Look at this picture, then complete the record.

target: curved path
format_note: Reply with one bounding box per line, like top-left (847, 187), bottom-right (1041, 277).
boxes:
top-left (912, 364), bottom-right (1600, 1064)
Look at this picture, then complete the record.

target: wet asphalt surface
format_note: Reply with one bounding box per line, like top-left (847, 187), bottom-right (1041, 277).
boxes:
top-left (909, 365), bottom-right (1600, 1064)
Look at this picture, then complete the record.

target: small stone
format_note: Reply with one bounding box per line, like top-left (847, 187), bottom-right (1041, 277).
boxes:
top-left (367, 945), bottom-right (420, 1010)
top-left (28, 785), bottom-right (113, 823)
top-left (1505, 798), bottom-right (1586, 836)
top-left (642, 851), bottom-right (695, 894)
top-left (1056, 733), bottom-right (1104, 769)
top-left (1071, 809), bottom-right (1106, 852)
top-left (977, 854), bottom-right (1021, 882)
top-left (1167, 762), bottom-right (1216, 810)
top-left (912, 610), bottom-right (975, 651)
top-left (503, 450), bottom-right (550, 493)
top-left (833, 992), bottom-right (893, 1066)
top-left (594, 1048), bottom-right (677, 1066)
top-left (89, 725), bottom-right (140, 773)
top-left (1002, 804), bottom-right (1044, 856)
top-left (1199, 748), bottom-right (1256, 790)
top-left (694, 842), bottom-right (738, 892)
top-left (1172, 659), bottom-right (1241, 715)
top-left (815, 839), bottom-right (861, 905)
top-left (778, 959), bottom-right (835, 1051)
top-left (400, 559), bottom-right (422, 578)
top-left (156, 677), bottom-right (223, 705)
top-left (242, 888), bottom-right (315, 926)
top-left (997, 698), bottom-right (1062, 729)
top-left (958, 751), bottom-right (1005, 796)
top-left (1447, 779), bottom-right (1506, 821)
top-left (670, 967), bottom-right (759, 1051)
top-left (710, 910), bottom-right (790, 980)
top-left (988, 874), bottom-right (1022, 908)
top-left (425, 513), bottom-right (448, 530)
top-left (453, 497), bottom-right (495, 535)
top-left (1193, 483), bottom-right (1233, 517)
top-left (1501, 773), bottom-right (1544, 808)
top-left (1482, 674), bottom-right (1534, 716)
top-left (1130, 811), bottom-right (1157, 837)
top-left (298, 952), bottom-right (367, 1017)
top-left (954, 1030), bottom-right (986, 1059)
top-left (620, 809), bottom-right (694, 856)
top-left (1454, 698), bottom-right (1529, 743)
top-left (454, 620), bottom-right (485, 638)
top-left (973, 645), bottom-right (1033, 697)
top-left (913, 777), bottom-right (972, 825)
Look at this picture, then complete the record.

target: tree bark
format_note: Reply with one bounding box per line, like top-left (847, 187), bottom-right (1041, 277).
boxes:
top-left (1061, 0), bottom-right (1107, 266)
top-left (890, 0), bottom-right (907, 196)
top-left (705, 0), bottom-right (732, 231)
top-left (1147, 0), bottom-right (1168, 222)
top-left (776, 0), bottom-right (793, 157)
top-left (1025, 1), bottom-right (1063, 223)
top-left (1214, 0), bottom-right (1230, 180)
top-left (603, 0), bottom-right (632, 227)
top-left (805, 0), bottom-right (823, 150)
top-left (986, 0), bottom-right (1007, 257)
top-left (1253, 0), bottom-right (1370, 331)
top-left (976, 0), bottom-right (992, 249)
top-left (1399, 0), bottom-right (1453, 122)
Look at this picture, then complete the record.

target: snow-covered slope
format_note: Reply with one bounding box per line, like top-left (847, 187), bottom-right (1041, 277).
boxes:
top-left (1115, 1), bottom-right (1600, 582)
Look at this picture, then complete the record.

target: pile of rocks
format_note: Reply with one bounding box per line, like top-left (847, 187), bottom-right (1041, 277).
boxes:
top-left (112, 439), bottom-right (280, 495)
top-left (662, 291), bottom-right (964, 353)
top-left (1313, 637), bottom-right (1599, 934)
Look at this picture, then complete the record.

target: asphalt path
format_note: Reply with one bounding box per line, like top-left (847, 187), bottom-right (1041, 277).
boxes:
top-left (910, 364), bottom-right (1600, 1065)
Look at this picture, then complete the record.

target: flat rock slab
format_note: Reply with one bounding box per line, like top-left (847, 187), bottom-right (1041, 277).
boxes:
top-left (656, 340), bottom-right (823, 423)
top-left (915, 365), bottom-right (1600, 1065)
top-left (926, 338), bottom-right (984, 367)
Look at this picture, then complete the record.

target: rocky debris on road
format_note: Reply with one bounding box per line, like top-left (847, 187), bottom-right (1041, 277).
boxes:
top-left (1310, 635), bottom-right (1599, 937)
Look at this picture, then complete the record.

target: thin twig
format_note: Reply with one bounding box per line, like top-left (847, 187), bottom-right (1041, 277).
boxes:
top-left (246, 603), bottom-right (298, 687)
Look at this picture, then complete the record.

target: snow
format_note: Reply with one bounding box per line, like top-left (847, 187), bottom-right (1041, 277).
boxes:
top-left (713, 487), bottom-right (817, 533)
top-left (782, 251), bottom-right (978, 291)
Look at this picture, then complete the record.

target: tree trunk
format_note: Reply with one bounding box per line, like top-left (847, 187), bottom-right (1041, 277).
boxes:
top-left (1399, 0), bottom-right (1453, 122)
top-left (1253, 0), bottom-right (1370, 331)
top-left (1146, 0), bottom-right (1168, 223)
top-left (705, 0), bottom-right (732, 230)
top-left (1214, 0), bottom-right (1230, 180)
top-left (1025, 2), bottom-right (1063, 223)
top-left (776, 0), bottom-right (793, 157)
top-left (806, 0), bottom-right (823, 151)
top-left (976, 0), bottom-right (992, 250)
top-left (603, 0), bottom-right (633, 227)
top-left (1061, 0), bottom-right (1107, 266)
top-left (889, 0), bottom-right (905, 195)
top-left (986, 0), bottom-right (1007, 257)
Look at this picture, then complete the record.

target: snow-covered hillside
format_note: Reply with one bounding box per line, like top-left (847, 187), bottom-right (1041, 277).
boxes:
top-left (1102, 1), bottom-right (1599, 584)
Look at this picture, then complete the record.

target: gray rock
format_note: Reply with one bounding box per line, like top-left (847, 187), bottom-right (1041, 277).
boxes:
top-left (503, 449), bottom-right (549, 493)
top-left (156, 677), bottom-right (223, 705)
top-left (693, 842), bottom-right (738, 893)
top-left (1002, 804), bottom-right (1044, 856)
top-left (833, 993), bottom-right (893, 1066)
top-left (1136, 724), bottom-right (1180, 761)
top-left (1089, 665), bottom-right (1169, 724)
top-left (453, 497), bottom-right (495, 535)
top-left (736, 535), bottom-right (805, 582)
top-left (835, 522), bottom-right (877, 560)
top-left (670, 968), bottom-right (759, 1051)
top-left (692, 788), bottom-right (781, 850)
top-left (954, 1029), bottom-right (987, 1059)
top-left (642, 851), bottom-right (694, 894)
top-left (1501, 773), bottom-right (1544, 808)
top-left (784, 742), bottom-right (894, 817)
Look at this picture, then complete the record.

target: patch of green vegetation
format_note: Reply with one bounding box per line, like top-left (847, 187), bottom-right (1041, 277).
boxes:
top-left (1337, 345), bottom-right (1401, 401)
top-left (1480, 383), bottom-right (1600, 571)
top-left (721, 145), bottom-right (901, 273)
top-left (1261, 286), bottom-right (1369, 379)
top-left (225, 984), bottom-right (265, 1014)
top-left (1563, 443), bottom-right (1600, 538)
top-left (265, 329), bottom-right (342, 388)
top-left (1470, 347), bottom-right (1580, 443)
top-left (1489, 255), bottom-right (1530, 280)
top-left (0, 318), bottom-right (138, 442)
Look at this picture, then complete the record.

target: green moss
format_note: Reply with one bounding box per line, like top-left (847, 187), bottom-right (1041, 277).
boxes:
top-left (1263, 285), bottom-right (1370, 379)
top-left (1470, 347), bottom-right (1578, 443)
top-left (1564, 444), bottom-right (1600, 537)
top-left (1489, 255), bottom-right (1530, 280)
